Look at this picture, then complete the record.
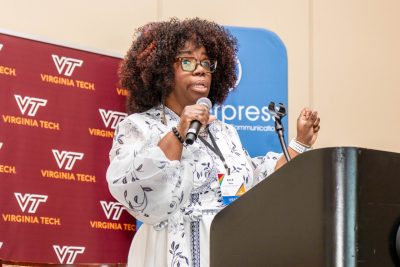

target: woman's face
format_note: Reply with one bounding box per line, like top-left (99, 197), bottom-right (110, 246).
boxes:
top-left (166, 41), bottom-right (212, 115)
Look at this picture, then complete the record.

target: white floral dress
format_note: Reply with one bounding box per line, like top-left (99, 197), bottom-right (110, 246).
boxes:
top-left (106, 106), bottom-right (280, 267)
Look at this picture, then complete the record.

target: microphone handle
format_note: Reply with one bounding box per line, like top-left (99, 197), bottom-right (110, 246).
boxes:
top-left (275, 118), bottom-right (291, 162)
top-left (185, 120), bottom-right (202, 145)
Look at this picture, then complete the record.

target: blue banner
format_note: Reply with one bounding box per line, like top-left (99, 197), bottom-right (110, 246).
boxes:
top-left (212, 26), bottom-right (288, 156)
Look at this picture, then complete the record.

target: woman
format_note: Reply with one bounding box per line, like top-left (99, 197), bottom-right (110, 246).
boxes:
top-left (106, 18), bottom-right (320, 267)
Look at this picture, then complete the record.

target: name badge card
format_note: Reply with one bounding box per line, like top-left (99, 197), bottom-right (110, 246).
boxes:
top-left (218, 173), bottom-right (246, 205)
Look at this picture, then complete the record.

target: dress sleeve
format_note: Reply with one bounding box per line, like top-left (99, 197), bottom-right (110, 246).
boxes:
top-left (248, 150), bottom-right (281, 186)
top-left (106, 115), bottom-right (194, 225)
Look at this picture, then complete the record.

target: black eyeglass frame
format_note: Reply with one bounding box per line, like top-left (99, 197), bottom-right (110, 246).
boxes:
top-left (175, 57), bottom-right (217, 73)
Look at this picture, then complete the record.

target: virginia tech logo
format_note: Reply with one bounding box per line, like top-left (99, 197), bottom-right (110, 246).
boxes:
top-left (100, 201), bottom-right (126, 220)
top-left (88, 109), bottom-right (125, 138)
top-left (15, 95), bottom-right (47, 117)
top-left (53, 245), bottom-right (85, 264)
top-left (90, 201), bottom-right (134, 231)
top-left (52, 149), bottom-right (84, 170)
top-left (99, 109), bottom-right (127, 129)
top-left (15, 193), bottom-right (48, 213)
top-left (0, 44), bottom-right (3, 51)
top-left (51, 55), bottom-right (83, 76)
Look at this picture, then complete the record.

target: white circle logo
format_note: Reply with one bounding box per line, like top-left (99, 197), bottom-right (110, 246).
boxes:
top-left (229, 57), bottom-right (242, 91)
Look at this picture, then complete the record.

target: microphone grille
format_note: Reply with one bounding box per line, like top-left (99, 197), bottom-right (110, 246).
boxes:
top-left (196, 97), bottom-right (212, 110)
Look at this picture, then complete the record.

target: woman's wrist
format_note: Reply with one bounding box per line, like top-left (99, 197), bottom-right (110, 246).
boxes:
top-left (172, 126), bottom-right (185, 144)
top-left (294, 138), bottom-right (312, 148)
top-left (289, 138), bottom-right (312, 154)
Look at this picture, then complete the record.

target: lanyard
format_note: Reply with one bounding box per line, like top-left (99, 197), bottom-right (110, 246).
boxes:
top-left (198, 129), bottom-right (231, 175)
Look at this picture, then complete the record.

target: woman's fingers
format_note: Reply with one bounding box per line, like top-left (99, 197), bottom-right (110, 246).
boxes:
top-left (179, 104), bottom-right (211, 133)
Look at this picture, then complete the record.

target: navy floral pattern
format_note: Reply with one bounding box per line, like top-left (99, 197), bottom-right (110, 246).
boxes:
top-left (106, 106), bottom-right (280, 267)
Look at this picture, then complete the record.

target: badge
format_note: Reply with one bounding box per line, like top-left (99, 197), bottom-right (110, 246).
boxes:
top-left (218, 173), bottom-right (246, 205)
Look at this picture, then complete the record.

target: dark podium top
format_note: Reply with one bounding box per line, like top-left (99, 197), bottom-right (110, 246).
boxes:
top-left (210, 147), bottom-right (400, 267)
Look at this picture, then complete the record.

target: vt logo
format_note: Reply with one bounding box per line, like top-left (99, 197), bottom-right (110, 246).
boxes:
top-left (0, 44), bottom-right (3, 51)
top-left (14, 95), bottom-right (47, 117)
top-left (14, 193), bottom-right (48, 213)
top-left (100, 201), bottom-right (126, 220)
top-left (53, 245), bottom-right (85, 264)
top-left (51, 54), bottom-right (83, 76)
top-left (52, 149), bottom-right (84, 170)
top-left (98, 109), bottom-right (127, 129)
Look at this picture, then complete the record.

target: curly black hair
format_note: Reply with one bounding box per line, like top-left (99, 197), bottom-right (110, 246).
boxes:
top-left (119, 18), bottom-right (238, 114)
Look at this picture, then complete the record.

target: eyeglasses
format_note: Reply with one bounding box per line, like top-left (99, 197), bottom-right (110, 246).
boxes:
top-left (175, 57), bottom-right (217, 73)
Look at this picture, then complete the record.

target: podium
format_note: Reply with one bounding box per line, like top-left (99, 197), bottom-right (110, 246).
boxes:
top-left (210, 147), bottom-right (400, 267)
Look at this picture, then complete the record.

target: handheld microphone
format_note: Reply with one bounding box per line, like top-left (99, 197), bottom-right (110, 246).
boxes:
top-left (185, 97), bottom-right (212, 145)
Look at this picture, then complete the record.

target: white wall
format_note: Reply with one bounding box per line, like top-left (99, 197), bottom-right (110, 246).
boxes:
top-left (1, 0), bottom-right (399, 152)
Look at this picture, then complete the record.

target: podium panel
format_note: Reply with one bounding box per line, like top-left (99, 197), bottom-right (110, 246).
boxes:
top-left (210, 147), bottom-right (400, 267)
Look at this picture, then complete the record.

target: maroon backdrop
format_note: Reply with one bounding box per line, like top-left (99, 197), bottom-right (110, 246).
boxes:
top-left (0, 32), bottom-right (134, 264)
